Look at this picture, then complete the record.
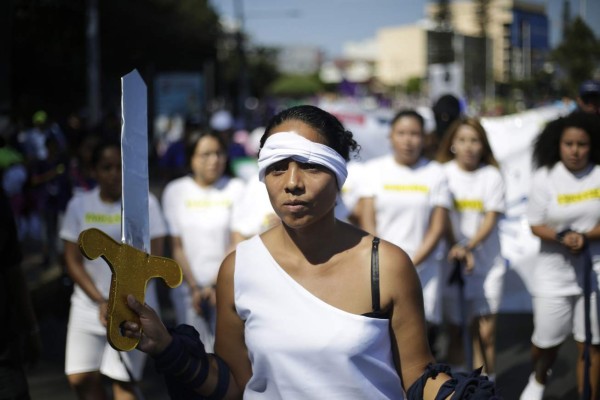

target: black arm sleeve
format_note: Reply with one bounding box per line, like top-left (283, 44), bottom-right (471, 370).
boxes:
top-left (153, 324), bottom-right (230, 400)
top-left (406, 363), bottom-right (500, 400)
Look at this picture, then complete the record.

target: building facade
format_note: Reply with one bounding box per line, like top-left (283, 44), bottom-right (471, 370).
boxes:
top-left (425, 0), bottom-right (549, 82)
top-left (370, 1), bottom-right (549, 86)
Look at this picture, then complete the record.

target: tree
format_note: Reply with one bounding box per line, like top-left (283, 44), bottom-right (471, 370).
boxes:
top-left (11, 0), bottom-right (220, 123)
top-left (405, 77), bottom-right (422, 95)
top-left (429, 0), bottom-right (454, 66)
top-left (12, 1), bottom-right (87, 120)
top-left (551, 16), bottom-right (600, 96)
top-left (433, 0), bottom-right (452, 31)
top-left (246, 46), bottom-right (280, 100)
top-left (268, 74), bottom-right (323, 98)
top-left (474, 0), bottom-right (490, 37)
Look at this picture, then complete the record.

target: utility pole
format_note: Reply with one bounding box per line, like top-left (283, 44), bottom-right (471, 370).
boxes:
top-left (234, 0), bottom-right (249, 128)
top-left (86, 0), bottom-right (101, 129)
top-left (0, 0), bottom-right (14, 118)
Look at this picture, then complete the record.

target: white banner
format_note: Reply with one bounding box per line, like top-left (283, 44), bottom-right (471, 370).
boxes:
top-left (482, 103), bottom-right (572, 312)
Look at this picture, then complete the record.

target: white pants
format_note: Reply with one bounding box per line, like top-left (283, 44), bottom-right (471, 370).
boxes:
top-left (531, 292), bottom-right (600, 348)
top-left (65, 283), bottom-right (159, 381)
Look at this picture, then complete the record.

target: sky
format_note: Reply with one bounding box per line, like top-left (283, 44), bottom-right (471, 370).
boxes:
top-left (209, 0), bottom-right (600, 59)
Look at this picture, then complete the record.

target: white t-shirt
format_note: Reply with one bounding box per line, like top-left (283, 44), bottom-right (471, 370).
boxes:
top-left (363, 155), bottom-right (451, 323)
top-left (162, 175), bottom-right (245, 286)
top-left (526, 162), bottom-right (600, 296)
top-left (231, 174), bottom-right (278, 238)
top-left (364, 156), bottom-right (451, 260)
top-left (235, 236), bottom-right (404, 399)
top-left (59, 187), bottom-right (167, 313)
top-left (341, 161), bottom-right (367, 216)
top-left (443, 160), bottom-right (506, 299)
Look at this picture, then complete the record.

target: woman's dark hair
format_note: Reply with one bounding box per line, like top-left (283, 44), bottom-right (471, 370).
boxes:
top-left (390, 109), bottom-right (425, 131)
top-left (91, 140), bottom-right (120, 167)
top-left (260, 105), bottom-right (359, 161)
top-left (185, 130), bottom-right (233, 176)
top-left (432, 94), bottom-right (462, 140)
top-left (532, 111), bottom-right (600, 169)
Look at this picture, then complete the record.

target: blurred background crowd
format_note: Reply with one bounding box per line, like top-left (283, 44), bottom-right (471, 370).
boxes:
top-left (1, 0), bottom-right (599, 399)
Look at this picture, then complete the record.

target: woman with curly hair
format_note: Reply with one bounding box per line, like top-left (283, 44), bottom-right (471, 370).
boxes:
top-left (520, 111), bottom-right (600, 400)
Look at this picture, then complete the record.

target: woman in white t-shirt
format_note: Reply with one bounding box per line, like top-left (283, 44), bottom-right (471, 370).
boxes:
top-left (230, 172), bottom-right (281, 242)
top-left (361, 110), bottom-right (451, 342)
top-left (519, 112), bottom-right (600, 400)
top-left (161, 131), bottom-right (245, 352)
top-left (341, 160), bottom-right (369, 228)
top-left (60, 141), bottom-right (167, 399)
top-left (436, 117), bottom-right (506, 379)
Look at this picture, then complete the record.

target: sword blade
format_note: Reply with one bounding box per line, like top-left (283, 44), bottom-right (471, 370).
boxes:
top-left (120, 69), bottom-right (149, 253)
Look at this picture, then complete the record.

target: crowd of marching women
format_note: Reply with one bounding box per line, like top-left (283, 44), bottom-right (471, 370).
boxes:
top-left (1, 83), bottom-right (599, 399)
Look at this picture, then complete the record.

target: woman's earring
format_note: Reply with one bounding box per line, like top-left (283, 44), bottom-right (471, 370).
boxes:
top-left (450, 145), bottom-right (456, 154)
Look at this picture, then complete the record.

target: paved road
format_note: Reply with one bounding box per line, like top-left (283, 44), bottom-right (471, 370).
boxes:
top-left (23, 256), bottom-right (578, 399)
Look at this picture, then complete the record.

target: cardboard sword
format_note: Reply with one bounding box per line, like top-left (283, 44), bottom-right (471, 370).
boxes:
top-left (78, 69), bottom-right (182, 352)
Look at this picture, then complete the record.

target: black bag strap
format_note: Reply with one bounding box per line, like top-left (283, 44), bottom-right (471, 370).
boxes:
top-left (371, 237), bottom-right (381, 312)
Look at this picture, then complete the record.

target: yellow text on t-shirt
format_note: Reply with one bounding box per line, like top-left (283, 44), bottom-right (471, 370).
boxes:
top-left (185, 199), bottom-right (232, 208)
top-left (557, 188), bottom-right (600, 205)
top-left (85, 213), bottom-right (121, 224)
top-left (453, 199), bottom-right (484, 212)
top-left (383, 184), bottom-right (429, 193)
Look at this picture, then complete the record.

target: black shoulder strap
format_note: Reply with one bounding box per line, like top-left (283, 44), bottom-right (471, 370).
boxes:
top-left (371, 237), bottom-right (381, 312)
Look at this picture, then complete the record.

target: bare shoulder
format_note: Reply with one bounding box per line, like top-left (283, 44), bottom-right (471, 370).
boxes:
top-left (376, 239), bottom-right (422, 303)
top-left (377, 239), bottom-right (415, 276)
top-left (336, 223), bottom-right (412, 271)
